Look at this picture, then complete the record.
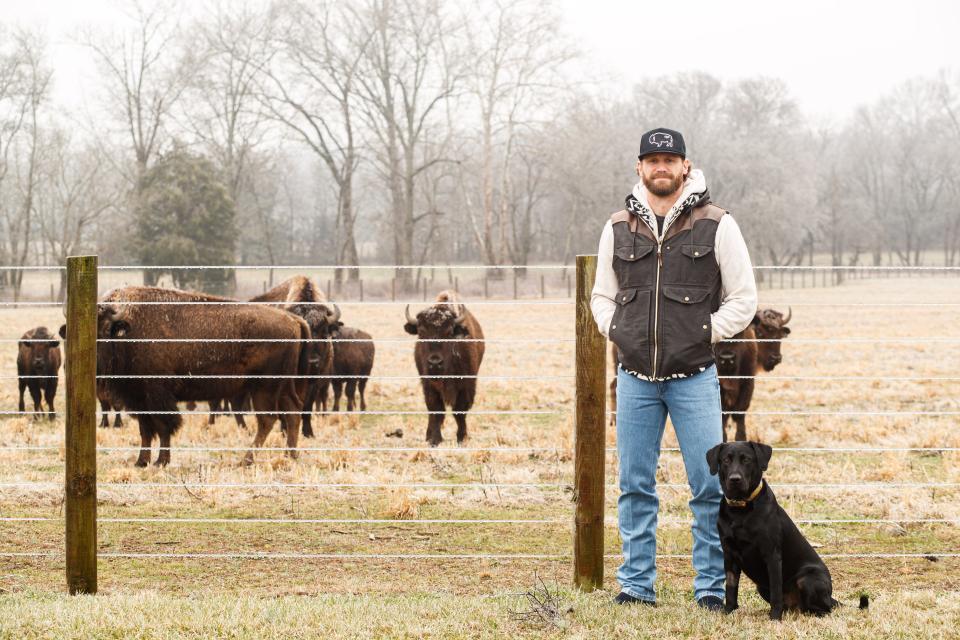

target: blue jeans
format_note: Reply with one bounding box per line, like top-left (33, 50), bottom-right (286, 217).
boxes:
top-left (615, 364), bottom-right (725, 603)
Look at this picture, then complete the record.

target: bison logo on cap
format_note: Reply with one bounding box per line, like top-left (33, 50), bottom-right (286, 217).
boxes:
top-left (649, 131), bottom-right (674, 148)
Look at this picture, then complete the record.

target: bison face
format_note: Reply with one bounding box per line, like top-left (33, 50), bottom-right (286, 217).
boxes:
top-left (19, 328), bottom-right (59, 373)
top-left (714, 348), bottom-right (739, 374)
top-left (289, 302), bottom-right (341, 367)
top-left (405, 305), bottom-right (469, 375)
top-left (752, 307), bottom-right (791, 372)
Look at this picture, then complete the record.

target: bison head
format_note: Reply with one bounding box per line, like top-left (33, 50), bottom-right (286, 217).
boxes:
top-left (404, 303), bottom-right (469, 375)
top-left (751, 307), bottom-right (791, 372)
top-left (289, 302), bottom-right (341, 367)
top-left (19, 327), bottom-right (59, 373)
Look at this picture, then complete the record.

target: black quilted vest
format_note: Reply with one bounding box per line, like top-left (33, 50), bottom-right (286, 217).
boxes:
top-left (608, 194), bottom-right (726, 379)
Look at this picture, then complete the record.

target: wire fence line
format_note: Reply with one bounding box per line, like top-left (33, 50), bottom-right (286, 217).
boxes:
top-left (6, 374), bottom-right (960, 382)
top-left (4, 409), bottom-right (960, 417)
top-left (2, 481), bottom-right (957, 490)
top-left (1, 551), bottom-right (956, 561)
top-left (1, 445), bottom-right (957, 454)
top-left (1, 516), bottom-right (956, 527)
top-left (4, 264), bottom-right (960, 271)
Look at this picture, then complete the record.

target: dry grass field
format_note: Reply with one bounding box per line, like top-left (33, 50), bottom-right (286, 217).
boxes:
top-left (0, 270), bottom-right (958, 638)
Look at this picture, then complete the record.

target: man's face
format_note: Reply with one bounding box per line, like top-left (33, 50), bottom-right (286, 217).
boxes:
top-left (637, 153), bottom-right (690, 197)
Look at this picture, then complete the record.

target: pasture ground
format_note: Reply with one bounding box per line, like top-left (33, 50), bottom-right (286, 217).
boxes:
top-left (0, 273), bottom-right (958, 638)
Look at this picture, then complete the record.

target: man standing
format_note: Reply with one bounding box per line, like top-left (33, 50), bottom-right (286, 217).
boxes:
top-left (591, 128), bottom-right (757, 609)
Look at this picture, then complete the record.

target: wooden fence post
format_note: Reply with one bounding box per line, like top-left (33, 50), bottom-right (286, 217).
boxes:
top-left (574, 254), bottom-right (605, 591)
top-left (65, 255), bottom-right (98, 595)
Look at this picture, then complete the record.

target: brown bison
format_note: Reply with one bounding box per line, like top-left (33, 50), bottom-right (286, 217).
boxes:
top-left (17, 327), bottom-right (61, 420)
top-left (319, 326), bottom-right (375, 412)
top-left (404, 291), bottom-right (484, 446)
top-left (249, 276), bottom-right (339, 437)
top-left (716, 307), bottom-right (792, 442)
top-left (89, 286), bottom-right (312, 467)
top-left (98, 384), bottom-right (123, 428)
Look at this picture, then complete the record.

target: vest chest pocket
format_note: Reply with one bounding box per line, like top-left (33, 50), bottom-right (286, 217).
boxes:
top-left (609, 288), bottom-right (652, 355)
top-left (679, 243), bottom-right (717, 284)
top-left (613, 244), bottom-right (655, 287)
top-left (661, 286), bottom-right (712, 347)
top-left (614, 244), bottom-right (654, 262)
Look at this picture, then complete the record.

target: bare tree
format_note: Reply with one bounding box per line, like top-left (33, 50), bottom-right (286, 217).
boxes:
top-left (34, 132), bottom-right (120, 299)
top-left (354, 0), bottom-right (464, 285)
top-left (456, 0), bottom-right (574, 269)
top-left (0, 31), bottom-right (51, 299)
top-left (258, 0), bottom-right (370, 283)
top-left (80, 0), bottom-right (190, 187)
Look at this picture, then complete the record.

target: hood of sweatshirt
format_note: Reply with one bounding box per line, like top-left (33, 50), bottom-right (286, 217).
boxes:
top-left (625, 168), bottom-right (709, 241)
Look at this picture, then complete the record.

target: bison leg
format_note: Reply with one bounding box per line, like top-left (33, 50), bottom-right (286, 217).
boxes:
top-left (135, 418), bottom-right (154, 467)
top-left (734, 378), bottom-right (755, 442)
top-left (279, 392), bottom-right (301, 460)
top-left (452, 390), bottom-right (474, 444)
top-left (208, 399), bottom-right (221, 426)
top-left (231, 395), bottom-right (248, 430)
top-left (113, 412), bottom-right (123, 429)
top-left (29, 383), bottom-right (43, 421)
top-left (18, 380), bottom-right (26, 414)
top-left (721, 414), bottom-right (730, 443)
top-left (155, 430), bottom-right (172, 467)
top-left (99, 399), bottom-right (111, 428)
top-left (358, 378), bottom-right (368, 412)
top-left (301, 381), bottom-right (318, 438)
top-left (244, 390), bottom-right (281, 465)
top-left (344, 380), bottom-right (357, 413)
top-left (44, 380), bottom-right (57, 420)
top-left (332, 380), bottom-right (344, 412)
top-left (423, 384), bottom-right (445, 446)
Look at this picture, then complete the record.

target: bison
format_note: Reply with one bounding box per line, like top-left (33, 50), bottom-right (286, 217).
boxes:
top-left (89, 286), bottom-right (312, 467)
top-left (715, 307), bottom-right (792, 442)
top-left (249, 276), bottom-right (339, 437)
top-left (98, 384), bottom-right (124, 428)
top-left (404, 291), bottom-right (484, 446)
top-left (17, 327), bottom-right (61, 420)
top-left (319, 326), bottom-right (375, 413)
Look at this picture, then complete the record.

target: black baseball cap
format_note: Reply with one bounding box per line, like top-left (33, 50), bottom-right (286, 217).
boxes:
top-left (637, 128), bottom-right (686, 160)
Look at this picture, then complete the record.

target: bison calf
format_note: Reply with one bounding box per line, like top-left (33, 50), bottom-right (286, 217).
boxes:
top-left (715, 307), bottom-right (792, 441)
top-left (404, 291), bottom-right (484, 446)
top-left (325, 326), bottom-right (375, 413)
top-left (17, 327), bottom-right (61, 420)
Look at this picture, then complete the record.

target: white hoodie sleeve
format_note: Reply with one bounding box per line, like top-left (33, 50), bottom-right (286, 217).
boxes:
top-left (590, 220), bottom-right (618, 338)
top-left (711, 215), bottom-right (758, 343)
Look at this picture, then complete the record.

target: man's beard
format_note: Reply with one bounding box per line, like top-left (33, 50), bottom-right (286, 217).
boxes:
top-left (643, 171), bottom-right (684, 197)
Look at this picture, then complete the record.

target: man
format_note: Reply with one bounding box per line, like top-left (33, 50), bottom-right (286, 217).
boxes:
top-left (591, 128), bottom-right (757, 610)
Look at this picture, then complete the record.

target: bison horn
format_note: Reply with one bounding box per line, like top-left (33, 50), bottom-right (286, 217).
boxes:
top-left (781, 306), bottom-right (792, 326)
top-left (405, 304), bottom-right (416, 325)
top-left (328, 302), bottom-right (342, 324)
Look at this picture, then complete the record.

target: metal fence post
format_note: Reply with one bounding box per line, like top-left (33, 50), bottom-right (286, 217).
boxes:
top-left (65, 255), bottom-right (98, 595)
top-left (574, 254), bottom-right (605, 591)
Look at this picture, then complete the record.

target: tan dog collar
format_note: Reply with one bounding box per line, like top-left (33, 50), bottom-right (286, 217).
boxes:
top-left (724, 480), bottom-right (764, 508)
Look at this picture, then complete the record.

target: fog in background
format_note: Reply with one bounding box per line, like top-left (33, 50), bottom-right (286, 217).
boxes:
top-left (1, 0), bottom-right (959, 296)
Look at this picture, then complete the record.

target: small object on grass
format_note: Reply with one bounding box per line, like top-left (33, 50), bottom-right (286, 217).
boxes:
top-left (511, 572), bottom-right (572, 630)
top-left (385, 428), bottom-right (403, 438)
top-left (924, 554), bottom-right (939, 562)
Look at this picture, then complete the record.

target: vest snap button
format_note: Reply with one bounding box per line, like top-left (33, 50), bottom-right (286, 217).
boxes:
top-left (703, 324), bottom-right (708, 330)
top-left (629, 254), bottom-right (634, 259)
top-left (694, 251), bottom-right (700, 256)
top-left (683, 296), bottom-right (689, 301)
top-left (622, 296), bottom-right (627, 301)
top-left (612, 325), bottom-right (617, 330)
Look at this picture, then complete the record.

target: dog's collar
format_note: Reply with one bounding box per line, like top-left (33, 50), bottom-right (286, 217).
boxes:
top-left (724, 480), bottom-right (764, 508)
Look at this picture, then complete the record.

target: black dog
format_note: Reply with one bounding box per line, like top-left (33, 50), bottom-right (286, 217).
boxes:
top-left (706, 441), bottom-right (868, 620)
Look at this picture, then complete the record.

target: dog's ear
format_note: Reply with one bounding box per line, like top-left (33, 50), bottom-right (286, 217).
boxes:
top-left (58, 324), bottom-right (67, 339)
top-left (706, 443), bottom-right (725, 476)
top-left (750, 442), bottom-right (773, 472)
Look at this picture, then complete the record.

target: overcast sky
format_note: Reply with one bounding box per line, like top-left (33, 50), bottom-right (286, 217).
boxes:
top-left (4, 0), bottom-right (958, 122)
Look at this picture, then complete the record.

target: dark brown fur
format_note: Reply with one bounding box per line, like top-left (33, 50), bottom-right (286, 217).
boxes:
top-left (17, 327), bottom-right (61, 420)
top-left (715, 308), bottom-right (791, 441)
top-left (90, 286), bottom-right (311, 467)
top-left (404, 291), bottom-right (484, 446)
top-left (249, 276), bottom-right (337, 438)
top-left (322, 326), bottom-right (375, 412)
